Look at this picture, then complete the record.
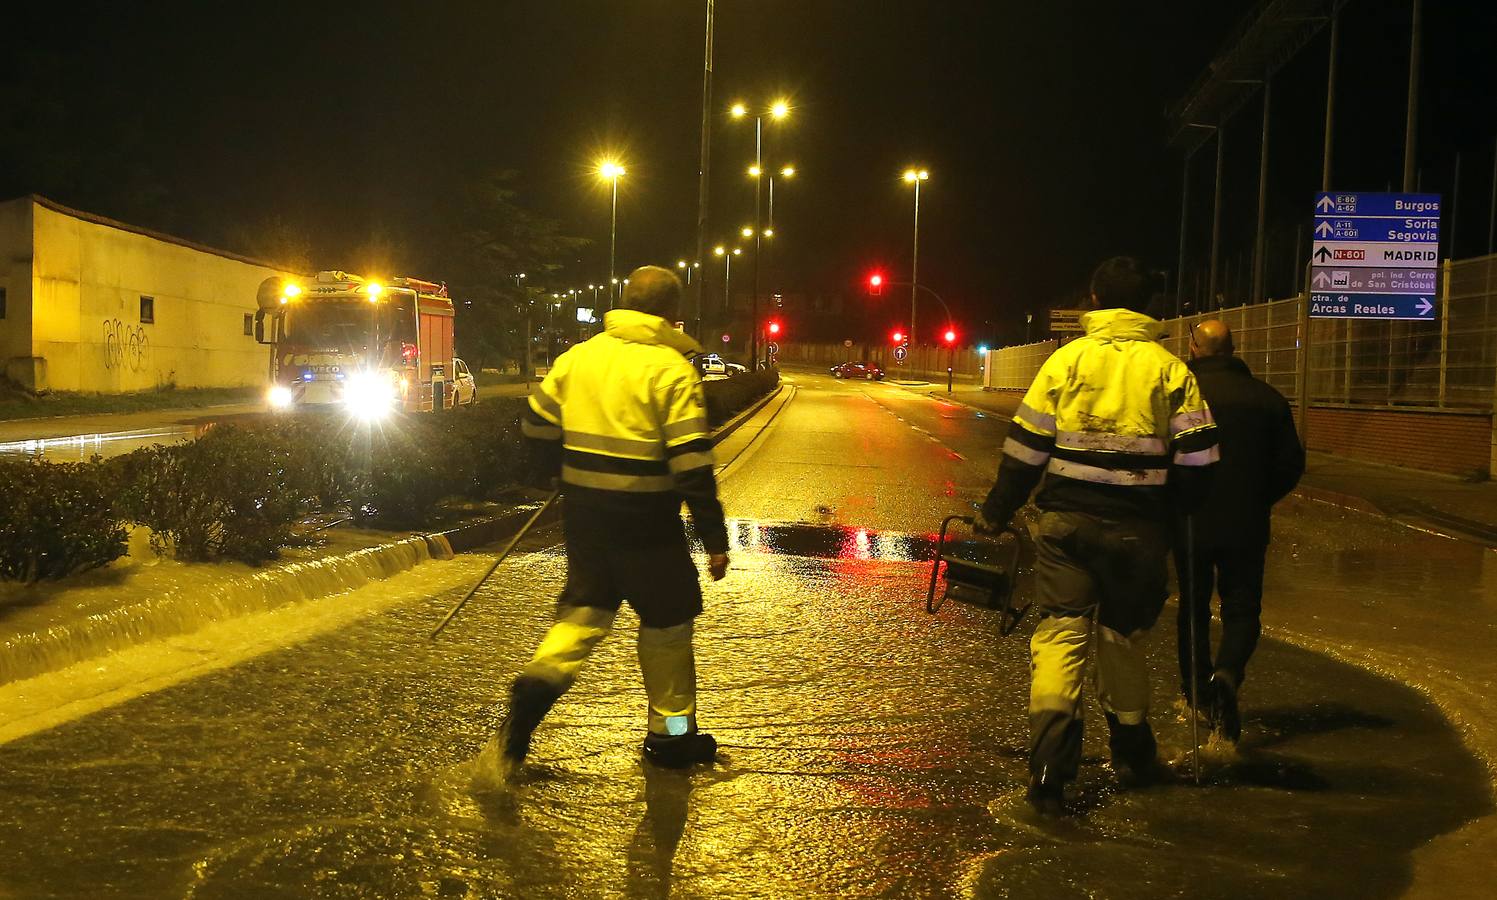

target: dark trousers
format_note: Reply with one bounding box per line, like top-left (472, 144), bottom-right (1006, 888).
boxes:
top-left (1173, 542), bottom-right (1266, 697)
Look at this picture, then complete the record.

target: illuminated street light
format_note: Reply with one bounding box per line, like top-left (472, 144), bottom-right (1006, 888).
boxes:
top-left (741, 226), bottom-right (755, 238)
top-left (902, 166), bottom-right (931, 344)
top-left (780, 165), bottom-right (796, 178)
top-left (729, 97), bottom-right (795, 368)
top-left (714, 246), bottom-right (726, 256)
top-left (763, 228), bottom-right (775, 238)
top-left (597, 159), bottom-right (626, 307)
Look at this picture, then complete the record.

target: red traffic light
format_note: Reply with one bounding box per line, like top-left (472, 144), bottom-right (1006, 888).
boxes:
top-left (891, 330), bottom-right (904, 344)
top-left (868, 273), bottom-right (884, 296)
top-left (943, 328), bottom-right (957, 344)
top-left (767, 320), bottom-right (782, 336)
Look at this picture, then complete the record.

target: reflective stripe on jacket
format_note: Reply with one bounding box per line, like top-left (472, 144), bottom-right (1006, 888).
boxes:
top-left (984, 308), bottom-right (1219, 524)
top-left (523, 308), bottom-right (729, 553)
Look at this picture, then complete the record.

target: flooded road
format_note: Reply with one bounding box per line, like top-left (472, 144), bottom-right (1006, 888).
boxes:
top-left (0, 374), bottom-right (1489, 898)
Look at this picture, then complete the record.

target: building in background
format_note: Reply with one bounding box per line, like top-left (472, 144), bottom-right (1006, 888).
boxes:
top-left (0, 195), bottom-right (300, 394)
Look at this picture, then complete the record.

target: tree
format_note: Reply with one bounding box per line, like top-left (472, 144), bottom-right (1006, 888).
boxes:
top-left (425, 171), bottom-right (588, 374)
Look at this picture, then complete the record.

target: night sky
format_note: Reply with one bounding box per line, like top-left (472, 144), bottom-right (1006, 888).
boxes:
top-left (5, 1), bottom-right (1494, 344)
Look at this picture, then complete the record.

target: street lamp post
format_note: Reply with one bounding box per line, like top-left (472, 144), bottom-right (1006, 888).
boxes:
top-left (903, 168), bottom-right (929, 345)
top-left (598, 160), bottom-right (625, 307)
top-left (713, 244), bottom-right (742, 337)
top-left (732, 99), bottom-right (789, 368)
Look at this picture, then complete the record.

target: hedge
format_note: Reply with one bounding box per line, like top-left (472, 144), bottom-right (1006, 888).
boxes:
top-left (0, 367), bottom-right (778, 579)
top-left (703, 367), bottom-right (780, 428)
top-left (0, 458), bottom-right (127, 582)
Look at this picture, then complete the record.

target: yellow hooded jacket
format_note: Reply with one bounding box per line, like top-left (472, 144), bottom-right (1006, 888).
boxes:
top-left (982, 308), bottom-right (1219, 523)
top-left (522, 308), bottom-right (728, 553)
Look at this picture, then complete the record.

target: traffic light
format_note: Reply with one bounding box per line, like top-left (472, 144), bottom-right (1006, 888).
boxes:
top-left (868, 273), bottom-right (884, 296)
top-left (891, 330), bottom-right (904, 344)
top-left (767, 320), bottom-right (782, 337)
top-left (943, 328), bottom-right (957, 345)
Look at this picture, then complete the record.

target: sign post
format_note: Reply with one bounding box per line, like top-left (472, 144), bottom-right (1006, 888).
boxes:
top-left (1309, 192), bottom-right (1440, 322)
top-left (1300, 191), bottom-right (1442, 440)
top-left (1048, 309), bottom-right (1085, 336)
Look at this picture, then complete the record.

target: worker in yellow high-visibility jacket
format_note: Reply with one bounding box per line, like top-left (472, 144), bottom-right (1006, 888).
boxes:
top-left (975, 256), bottom-right (1219, 816)
top-left (478, 265), bottom-right (729, 782)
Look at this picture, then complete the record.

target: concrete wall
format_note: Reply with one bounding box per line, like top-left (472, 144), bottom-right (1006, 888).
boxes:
top-left (7, 197), bottom-right (300, 393)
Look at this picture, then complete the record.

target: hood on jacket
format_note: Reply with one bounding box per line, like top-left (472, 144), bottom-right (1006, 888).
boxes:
top-left (1079, 308), bottom-right (1167, 344)
top-left (603, 308), bottom-right (704, 358)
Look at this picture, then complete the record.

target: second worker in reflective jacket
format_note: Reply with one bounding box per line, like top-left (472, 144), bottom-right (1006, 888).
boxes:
top-left (476, 265), bottom-right (730, 784)
top-left (976, 256), bottom-right (1219, 816)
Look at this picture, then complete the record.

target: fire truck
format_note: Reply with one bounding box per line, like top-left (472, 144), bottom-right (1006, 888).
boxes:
top-left (254, 271), bottom-right (458, 417)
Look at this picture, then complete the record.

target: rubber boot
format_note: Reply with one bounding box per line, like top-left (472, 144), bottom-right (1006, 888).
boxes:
top-left (499, 675), bottom-right (564, 764)
top-left (1105, 712), bottom-right (1169, 788)
top-left (1209, 671), bottom-right (1241, 743)
top-left (642, 731), bottom-right (718, 769)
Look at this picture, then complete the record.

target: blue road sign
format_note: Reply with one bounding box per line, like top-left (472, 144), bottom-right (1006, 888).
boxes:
top-left (1314, 192), bottom-right (1441, 217)
top-left (1309, 292), bottom-right (1436, 321)
top-left (893, 346), bottom-right (908, 363)
top-left (1310, 192), bottom-right (1440, 321)
top-left (1313, 216), bottom-right (1439, 243)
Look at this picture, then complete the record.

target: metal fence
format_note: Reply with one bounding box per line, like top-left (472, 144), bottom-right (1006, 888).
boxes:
top-left (989, 252), bottom-right (1497, 413)
top-left (983, 340), bottom-right (1056, 390)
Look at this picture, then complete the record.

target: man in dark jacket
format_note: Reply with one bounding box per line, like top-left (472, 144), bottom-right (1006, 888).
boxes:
top-left (1175, 319), bottom-right (1305, 742)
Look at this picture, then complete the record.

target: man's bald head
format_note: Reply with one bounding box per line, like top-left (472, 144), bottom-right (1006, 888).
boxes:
top-left (1190, 319), bottom-right (1234, 359)
top-left (620, 266), bottom-right (683, 320)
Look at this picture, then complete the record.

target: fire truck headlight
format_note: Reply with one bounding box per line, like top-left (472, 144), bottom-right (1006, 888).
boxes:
top-left (267, 386), bottom-right (295, 410)
top-left (343, 371), bottom-right (395, 419)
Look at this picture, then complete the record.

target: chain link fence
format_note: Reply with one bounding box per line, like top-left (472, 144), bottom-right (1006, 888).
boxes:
top-left (988, 252), bottom-right (1497, 414)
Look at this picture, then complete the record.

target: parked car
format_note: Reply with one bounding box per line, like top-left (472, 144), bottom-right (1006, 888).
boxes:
top-left (451, 357), bottom-right (478, 406)
top-left (830, 361), bottom-right (885, 381)
top-left (696, 353), bottom-right (730, 377)
top-left (723, 360), bottom-right (748, 375)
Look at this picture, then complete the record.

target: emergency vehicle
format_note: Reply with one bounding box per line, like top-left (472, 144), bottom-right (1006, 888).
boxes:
top-left (254, 270), bottom-right (457, 417)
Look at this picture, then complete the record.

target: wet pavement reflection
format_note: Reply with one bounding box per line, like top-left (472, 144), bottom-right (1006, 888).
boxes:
top-left (0, 375), bottom-right (1489, 897)
top-left (0, 517), bottom-right (1486, 898)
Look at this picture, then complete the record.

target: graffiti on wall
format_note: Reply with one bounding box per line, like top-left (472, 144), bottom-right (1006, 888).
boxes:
top-left (102, 319), bottom-right (150, 372)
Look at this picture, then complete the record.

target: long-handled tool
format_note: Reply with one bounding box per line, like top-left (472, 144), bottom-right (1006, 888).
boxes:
top-left (429, 489), bottom-right (560, 640)
top-left (1184, 512), bottom-right (1202, 785)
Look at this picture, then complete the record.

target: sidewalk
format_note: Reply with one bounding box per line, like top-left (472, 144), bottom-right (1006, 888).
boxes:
top-left (890, 379), bottom-right (1497, 548)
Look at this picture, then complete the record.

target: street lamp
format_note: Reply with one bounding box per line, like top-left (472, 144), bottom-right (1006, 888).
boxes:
top-left (730, 97), bottom-right (791, 368)
top-left (903, 167), bottom-right (930, 344)
top-left (597, 159), bottom-right (625, 307)
top-left (713, 244), bottom-right (742, 319)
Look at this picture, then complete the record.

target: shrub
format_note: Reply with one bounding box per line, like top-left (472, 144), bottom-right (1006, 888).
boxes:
top-left (0, 457), bottom-right (127, 582)
top-left (348, 418), bottom-right (468, 528)
top-left (113, 425), bottom-right (317, 564)
top-left (436, 399), bottom-right (526, 501)
top-left (703, 367), bottom-right (780, 427)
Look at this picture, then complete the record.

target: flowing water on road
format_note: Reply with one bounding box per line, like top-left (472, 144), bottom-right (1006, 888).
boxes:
top-left (0, 517), bottom-right (1485, 899)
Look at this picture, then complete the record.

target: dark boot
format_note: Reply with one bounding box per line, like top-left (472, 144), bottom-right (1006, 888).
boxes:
top-left (642, 731), bottom-right (718, 769)
top-left (1209, 671), bottom-right (1241, 743)
top-left (499, 675), bottom-right (564, 764)
top-left (1105, 713), bottom-right (1169, 788)
top-left (1025, 775), bottom-right (1065, 817)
